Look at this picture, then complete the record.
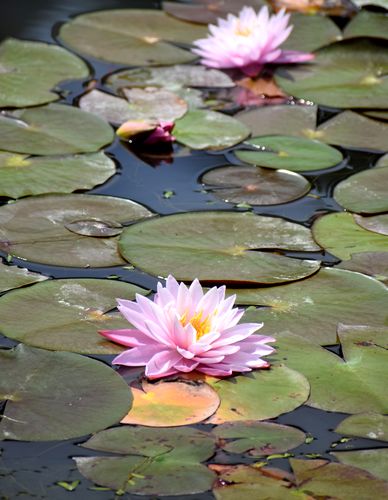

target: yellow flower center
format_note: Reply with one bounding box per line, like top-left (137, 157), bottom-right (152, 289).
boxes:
top-left (234, 21), bottom-right (253, 37)
top-left (180, 310), bottom-right (212, 340)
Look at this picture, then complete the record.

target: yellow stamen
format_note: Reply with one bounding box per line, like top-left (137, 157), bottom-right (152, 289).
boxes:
top-left (234, 21), bottom-right (252, 37)
top-left (180, 310), bottom-right (212, 340)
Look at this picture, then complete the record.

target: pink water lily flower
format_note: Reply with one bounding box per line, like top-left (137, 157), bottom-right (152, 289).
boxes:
top-left (192, 6), bottom-right (314, 77)
top-left (116, 119), bottom-right (175, 145)
top-left (100, 276), bottom-right (275, 379)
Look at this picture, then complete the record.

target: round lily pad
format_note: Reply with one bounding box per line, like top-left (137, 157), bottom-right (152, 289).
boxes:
top-left (337, 252), bottom-right (388, 285)
top-left (236, 268), bottom-right (388, 345)
top-left (0, 151), bottom-right (116, 199)
top-left (79, 88), bottom-right (187, 125)
top-left (122, 379), bottom-right (220, 426)
top-left (332, 449), bottom-right (388, 482)
top-left (106, 65), bottom-right (234, 93)
top-left (0, 344), bottom-right (132, 441)
top-left (354, 214), bottom-right (388, 236)
top-left (335, 413), bottom-right (388, 442)
top-left (344, 10), bottom-right (388, 41)
top-left (206, 365), bottom-right (310, 423)
top-left (276, 40), bottom-right (388, 109)
top-left (0, 38), bottom-right (88, 108)
top-left (312, 212), bottom-right (388, 260)
top-left (275, 326), bottom-right (388, 413)
top-left (0, 194), bottom-right (154, 267)
top-left (59, 9), bottom-right (206, 66)
top-left (0, 104), bottom-right (114, 155)
top-left (174, 109), bottom-right (250, 150)
top-left (213, 421), bottom-right (305, 456)
top-left (235, 136), bottom-right (342, 172)
top-left (334, 167), bottom-right (388, 214)
top-left (0, 278), bottom-right (148, 354)
top-left (119, 211), bottom-right (320, 284)
top-left (0, 262), bottom-right (48, 294)
top-left (76, 426), bottom-right (216, 496)
top-left (202, 165), bottom-right (311, 205)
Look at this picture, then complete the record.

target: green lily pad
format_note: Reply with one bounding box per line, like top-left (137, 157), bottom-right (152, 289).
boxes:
top-left (106, 65), bottom-right (234, 92)
top-left (174, 109), bottom-right (250, 150)
top-left (333, 449), bottom-right (388, 482)
top-left (282, 13), bottom-right (342, 53)
top-left (274, 326), bottom-right (388, 413)
top-left (0, 38), bottom-right (88, 108)
top-left (202, 165), bottom-right (311, 205)
top-left (0, 344), bottom-right (132, 441)
top-left (213, 421), bottom-right (305, 456)
top-left (344, 10), bottom-right (388, 41)
top-left (312, 212), bottom-right (388, 260)
top-left (337, 252), bottom-right (388, 285)
top-left (235, 268), bottom-right (388, 345)
top-left (290, 458), bottom-right (388, 499)
top-left (119, 211), bottom-right (320, 284)
top-left (235, 135), bottom-right (342, 172)
top-left (364, 110), bottom-right (388, 121)
top-left (276, 40), bottom-right (388, 109)
top-left (334, 167), bottom-right (388, 214)
top-left (79, 88), bottom-right (187, 125)
top-left (0, 278), bottom-right (148, 354)
top-left (0, 104), bottom-right (114, 156)
top-left (354, 214), bottom-right (388, 236)
top-left (335, 413), bottom-right (388, 442)
top-left (0, 262), bottom-right (48, 294)
top-left (59, 9), bottom-right (206, 66)
top-left (75, 427), bottom-right (216, 496)
top-left (377, 154), bottom-right (388, 167)
top-left (0, 151), bottom-right (115, 199)
top-left (206, 365), bottom-right (310, 423)
top-left (0, 194), bottom-right (153, 267)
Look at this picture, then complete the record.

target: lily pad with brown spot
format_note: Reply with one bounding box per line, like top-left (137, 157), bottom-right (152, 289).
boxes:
top-left (119, 211), bottom-right (321, 285)
top-left (236, 268), bottom-right (388, 345)
top-left (0, 262), bottom-right (48, 294)
top-left (213, 421), bottom-right (305, 456)
top-left (0, 194), bottom-right (153, 267)
top-left (122, 379), bottom-right (220, 426)
top-left (76, 426), bottom-right (216, 496)
top-left (0, 151), bottom-right (116, 199)
top-left (202, 165), bottom-right (311, 205)
top-left (0, 344), bottom-right (132, 441)
top-left (59, 9), bottom-right (206, 66)
top-left (0, 278), bottom-right (149, 354)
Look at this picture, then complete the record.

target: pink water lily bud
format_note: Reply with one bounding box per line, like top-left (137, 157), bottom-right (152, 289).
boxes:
top-left (192, 6), bottom-right (314, 77)
top-left (116, 119), bottom-right (175, 145)
top-left (100, 275), bottom-right (275, 379)
top-left (143, 121), bottom-right (175, 145)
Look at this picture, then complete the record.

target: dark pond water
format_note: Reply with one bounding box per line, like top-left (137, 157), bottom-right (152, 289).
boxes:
top-left (0, 1), bottom-right (386, 499)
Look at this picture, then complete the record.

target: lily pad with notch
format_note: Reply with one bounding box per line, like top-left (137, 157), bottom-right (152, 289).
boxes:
top-left (0, 38), bottom-right (88, 108)
top-left (119, 211), bottom-right (321, 285)
top-left (75, 426), bottom-right (217, 496)
top-left (201, 165), bottom-right (311, 205)
top-left (0, 151), bottom-right (116, 199)
top-left (0, 194), bottom-right (154, 267)
top-left (0, 104), bottom-right (114, 156)
top-left (0, 278), bottom-right (149, 354)
top-left (235, 135), bottom-right (342, 172)
top-left (235, 268), bottom-right (388, 345)
top-left (0, 344), bottom-right (132, 441)
top-left (59, 9), bottom-right (206, 66)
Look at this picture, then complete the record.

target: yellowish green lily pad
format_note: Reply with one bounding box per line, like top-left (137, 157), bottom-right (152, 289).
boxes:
top-left (335, 413), bottom-right (388, 442)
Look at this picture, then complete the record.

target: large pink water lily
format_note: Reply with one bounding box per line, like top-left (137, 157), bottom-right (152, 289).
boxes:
top-left (192, 6), bottom-right (314, 77)
top-left (100, 276), bottom-right (275, 379)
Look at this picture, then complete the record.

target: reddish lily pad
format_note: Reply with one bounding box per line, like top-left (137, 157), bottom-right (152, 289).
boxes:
top-left (206, 365), bottom-right (310, 423)
top-left (236, 268), bottom-right (388, 345)
top-left (0, 194), bottom-right (153, 267)
top-left (335, 413), bottom-right (388, 442)
top-left (334, 167), bottom-right (388, 214)
top-left (0, 262), bottom-right (48, 294)
top-left (76, 426), bottom-right (216, 496)
top-left (59, 9), bottom-right (206, 66)
top-left (0, 344), bottom-right (132, 441)
top-left (0, 278), bottom-right (149, 354)
top-left (0, 151), bottom-right (116, 199)
top-left (119, 211), bottom-right (320, 285)
top-left (213, 421), bottom-right (305, 456)
top-left (122, 379), bottom-right (220, 427)
top-left (202, 165), bottom-right (311, 205)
